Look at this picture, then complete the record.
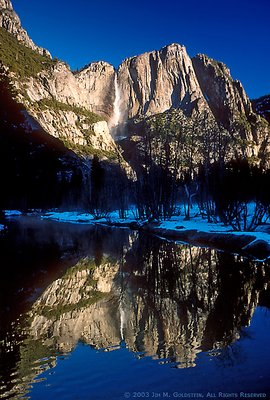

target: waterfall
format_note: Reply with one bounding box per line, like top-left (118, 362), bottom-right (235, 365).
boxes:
top-left (109, 74), bottom-right (121, 133)
top-left (119, 301), bottom-right (125, 341)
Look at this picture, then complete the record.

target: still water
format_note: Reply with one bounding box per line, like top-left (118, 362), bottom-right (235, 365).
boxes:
top-left (0, 217), bottom-right (270, 399)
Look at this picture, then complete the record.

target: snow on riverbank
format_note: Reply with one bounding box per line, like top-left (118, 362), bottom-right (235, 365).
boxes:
top-left (39, 210), bottom-right (140, 225)
top-left (37, 211), bottom-right (270, 247)
top-left (4, 209), bottom-right (270, 259)
top-left (158, 217), bottom-right (270, 246)
top-left (41, 211), bottom-right (95, 224)
top-left (4, 210), bottom-right (22, 217)
top-left (4, 209), bottom-right (270, 242)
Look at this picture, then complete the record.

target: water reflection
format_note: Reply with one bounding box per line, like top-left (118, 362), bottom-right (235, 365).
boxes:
top-left (0, 218), bottom-right (133, 399)
top-left (0, 219), bottom-right (270, 398)
top-left (117, 235), bottom-right (270, 365)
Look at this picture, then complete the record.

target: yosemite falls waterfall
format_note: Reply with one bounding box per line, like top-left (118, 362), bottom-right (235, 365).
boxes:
top-left (109, 74), bottom-right (122, 136)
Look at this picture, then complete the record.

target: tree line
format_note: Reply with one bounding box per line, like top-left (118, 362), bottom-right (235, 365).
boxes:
top-left (88, 109), bottom-right (270, 231)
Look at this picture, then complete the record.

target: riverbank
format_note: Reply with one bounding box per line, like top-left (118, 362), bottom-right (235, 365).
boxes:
top-left (3, 210), bottom-right (270, 261)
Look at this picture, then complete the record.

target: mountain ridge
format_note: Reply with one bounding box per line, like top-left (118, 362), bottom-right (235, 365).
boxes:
top-left (0, 0), bottom-right (269, 167)
top-left (0, 0), bottom-right (50, 57)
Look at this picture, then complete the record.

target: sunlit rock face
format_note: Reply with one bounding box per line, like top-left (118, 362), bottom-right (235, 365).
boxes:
top-left (0, 0), bottom-right (12, 10)
top-left (23, 60), bottom-right (115, 121)
top-left (15, 62), bottom-right (118, 154)
top-left (27, 238), bottom-right (266, 368)
top-left (117, 43), bottom-right (209, 121)
top-left (0, 1), bottom-right (118, 155)
top-left (1, 0), bottom-right (269, 162)
top-left (75, 44), bottom-right (269, 162)
top-left (24, 62), bottom-right (87, 105)
top-left (74, 44), bottom-right (268, 160)
top-left (28, 107), bottom-right (117, 152)
top-left (192, 54), bottom-right (269, 156)
top-left (75, 61), bottom-right (115, 120)
top-left (67, 43), bottom-right (210, 129)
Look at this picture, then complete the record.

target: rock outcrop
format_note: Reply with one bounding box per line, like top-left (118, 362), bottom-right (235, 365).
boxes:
top-left (73, 44), bottom-right (269, 163)
top-left (75, 61), bottom-right (115, 119)
top-left (192, 54), bottom-right (253, 128)
top-left (14, 61), bottom-right (118, 155)
top-left (23, 61), bottom-right (87, 105)
top-left (192, 54), bottom-right (269, 155)
top-left (0, 0), bottom-right (50, 56)
top-left (116, 43), bottom-right (209, 122)
top-left (0, 1), bottom-right (119, 158)
top-left (28, 102), bottom-right (117, 153)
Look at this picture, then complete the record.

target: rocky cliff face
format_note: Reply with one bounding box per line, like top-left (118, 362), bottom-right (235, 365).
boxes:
top-left (0, 0), bottom-right (269, 164)
top-left (16, 61), bottom-right (118, 156)
top-left (112, 48), bottom-right (268, 165)
top-left (75, 61), bottom-right (115, 119)
top-left (192, 54), bottom-right (269, 154)
top-left (0, 0), bottom-right (50, 56)
top-left (0, 1), bottom-right (119, 158)
top-left (76, 43), bottom-right (268, 132)
top-left (23, 61), bottom-right (87, 105)
top-left (116, 43), bottom-right (209, 122)
top-left (192, 54), bottom-right (253, 128)
top-left (74, 43), bottom-right (269, 163)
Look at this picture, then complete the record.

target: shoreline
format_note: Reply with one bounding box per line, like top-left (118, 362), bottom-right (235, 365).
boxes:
top-left (3, 210), bottom-right (270, 261)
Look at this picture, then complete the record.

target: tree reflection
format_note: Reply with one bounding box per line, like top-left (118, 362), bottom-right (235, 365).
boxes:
top-left (1, 226), bottom-right (270, 398)
top-left (118, 234), bottom-right (270, 365)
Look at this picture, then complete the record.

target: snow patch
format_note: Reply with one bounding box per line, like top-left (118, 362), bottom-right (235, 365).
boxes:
top-left (4, 210), bottom-right (22, 217)
top-left (41, 212), bottom-right (94, 224)
top-left (158, 217), bottom-right (270, 246)
top-left (21, 111), bottom-right (40, 131)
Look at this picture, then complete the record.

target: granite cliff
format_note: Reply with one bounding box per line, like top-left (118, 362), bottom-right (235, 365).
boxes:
top-left (74, 45), bottom-right (269, 164)
top-left (0, 0), bottom-right (269, 165)
top-left (0, 0), bottom-right (118, 159)
top-left (75, 61), bottom-right (115, 119)
top-left (116, 43), bottom-right (208, 121)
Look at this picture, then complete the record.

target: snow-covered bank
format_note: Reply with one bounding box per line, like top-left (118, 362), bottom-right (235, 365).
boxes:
top-left (4, 210), bottom-right (270, 260)
top-left (142, 221), bottom-right (270, 261)
top-left (4, 210), bottom-right (22, 217)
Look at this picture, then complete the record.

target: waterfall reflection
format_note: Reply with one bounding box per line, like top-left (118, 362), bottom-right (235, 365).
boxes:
top-left (27, 233), bottom-right (270, 368)
top-left (1, 224), bottom-right (270, 398)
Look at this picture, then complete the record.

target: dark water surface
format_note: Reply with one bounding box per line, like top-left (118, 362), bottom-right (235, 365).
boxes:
top-left (0, 217), bottom-right (270, 399)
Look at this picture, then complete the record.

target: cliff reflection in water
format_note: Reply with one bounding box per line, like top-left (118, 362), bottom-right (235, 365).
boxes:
top-left (0, 219), bottom-right (134, 398)
top-left (27, 233), bottom-right (270, 369)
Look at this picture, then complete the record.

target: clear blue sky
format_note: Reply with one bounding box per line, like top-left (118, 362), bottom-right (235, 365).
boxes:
top-left (12, 0), bottom-right (270, 99)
